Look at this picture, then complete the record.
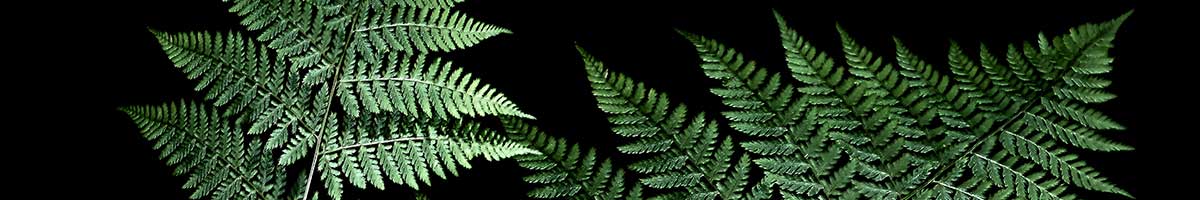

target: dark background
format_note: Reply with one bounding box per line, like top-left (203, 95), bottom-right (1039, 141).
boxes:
top-left (36, 0), bottom-right (1152, 199)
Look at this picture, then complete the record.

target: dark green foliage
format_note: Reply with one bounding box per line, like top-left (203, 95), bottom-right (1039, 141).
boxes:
top-left (130, 1), bottom-right (1133, 199)
top-left (337, 53), bottom-right (532, 120)
top-left (319, 114), bottom-right (537, 197)
top-left (121, 102), bottom-right (296, 200)
top-left (569, 9), bottom-right (1133, 200)
top-left (580, 47), bottom-right (754, 199)
top-left (502, 118), bottom-right (638, 199)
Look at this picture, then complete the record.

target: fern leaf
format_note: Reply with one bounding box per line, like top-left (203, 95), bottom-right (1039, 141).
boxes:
top-left (680, 27), bottom-right (840, 198)
top-left (679, 29), bottom-right (802, 134)
top-left (642, 173), bottom-right (704, 189)
top-left (318, 113), bottom-right (538, 195)
top-left (225, 0), bottom-right (335, 70)
top-left (121, 101), bottom-right (289, 200)
top-left (892, 39), bottom-right (974, 131)
top-left (670, 9), bottom-right (1133, 200)
top-left (502, 118), bottom-right (632, 199)
top-left (1039, 97), bottom-right (1124, 130)
top-left (151, 30), bottom-right (307, 136)
top-left (1020, 112), bottom-right (1131, 151)
top-left (901, 10), bottom-right (1133, 200)
top-left (1000, 131), bottom-right (1130, 197)
top-left (966, 153), bottom-right (1067, 200)
top-left (148, 0), bottom-right (522, 199)
top-left (581, 46), bottom-right (755, 199)
top-left (338, 53), bottom-right (532, 119)
top-left (352, 6), bottom-right (511, 53)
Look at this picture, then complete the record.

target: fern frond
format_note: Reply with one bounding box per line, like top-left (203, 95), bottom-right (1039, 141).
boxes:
top-left (352, 6), bottom-right (511, 53)
top-left (151, 30), bottom-right (310, 136)
top-left (502, 118), bottom-right (633, 199)
top-left (910, 11), bottom-right (1133, 199)
top-left (315, 113), bottom-right (538, 199)
top-left (581, 46), bottom-right (754, 199)
top-left (946, 41), bottom-right (1018, 127)
top-left (680, 26), bottom-right (844, 198)
top-left (679, 29), bottom-right (802, 137)
top-left (670, 9), bottom-right (1134, 200)
top-left (966, 152), bottom-right (1069, 200)
top-left (121, 101), bottom-right (290, 200)
top-left (1019, 111), bottom-right (1132, 151)
top-left (999, 131), bottom-right (1130, 197)
top-left (891, 38), bottom-right (975, 133)
top-left (1039, 97), bottom-right (1124, 130)
top-left (337, 53), bottom-right (532, 119)
top-left (277, 83), bottom-right (338, 167)
top-left (224, 0), bottom-right (337, 70)
top-left (148, 0), bottom-right (521, 199)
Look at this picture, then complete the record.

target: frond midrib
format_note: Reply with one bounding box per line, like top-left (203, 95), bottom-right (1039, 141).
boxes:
top-left (299, 3), bottom-right (369, 198)
top-left (339, 77), bottom-right (470, 96)
top-left (320, 136), bottom-right (436, 155)
top-left (932, 180), bottom-right (984, 200)
top-left (353, 22), bottom-right (507, 34)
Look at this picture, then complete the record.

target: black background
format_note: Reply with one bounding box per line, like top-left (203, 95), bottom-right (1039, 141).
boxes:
top-left (33, 0), bottom-right (1153, 199)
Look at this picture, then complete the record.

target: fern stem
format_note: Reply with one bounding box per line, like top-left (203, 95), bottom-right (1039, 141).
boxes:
top-left (303, 5), bottom-right (366, 199)
top-left (301, 112), bottom-right (328, 200)
top-left (339, 77), bottom-right (468, 96)
top-left (319, 137), bottom-right (434, 155)
top-left (354, 23), bottom-right (501, 34)
top-left (932, 180), bottom-right (983, 200)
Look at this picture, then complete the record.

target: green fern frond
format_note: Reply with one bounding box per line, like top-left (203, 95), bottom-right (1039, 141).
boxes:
top-left (121, 101), bottom-right (291, 200)
top-left (501, 118), bottom-right (634, 199)
top-left (151, 29), bottom-right (328, 177)
top-left (139, 2), bottom-right (1136, 199)
top-left (946, 41), bottom-right (1016, 116)
top-left (1039, 97), bottom-right (1124, 130)
top-left (580, 46), bottom-right (753, 199)
top-left (909, 10), bottom-right (1133, 199)
top-left (966, 152), bottom-right (1071, 200)
top-left (999, 131), bottom-right (1130, 197)
top-left (276, 82), bottom-right (339, 167)
top-left (681, 18), bottom-right (859, 198)
top-left (668, 9), bottom-right (1133, 200)
top-left (147, 0), bottom-right (523, 199)
top-left (351, 6), bottom-right (511, 53)
top-left (315, 113), bottom-right (538, 199)
top-left (151, 30), bottom-right (309, 135)
top-left (224, 0), bottom-right (338, 70)
top-left (1019, 111), bottom-right (1132, 151)
top-left (337, 53), bottom-right (532, 119)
